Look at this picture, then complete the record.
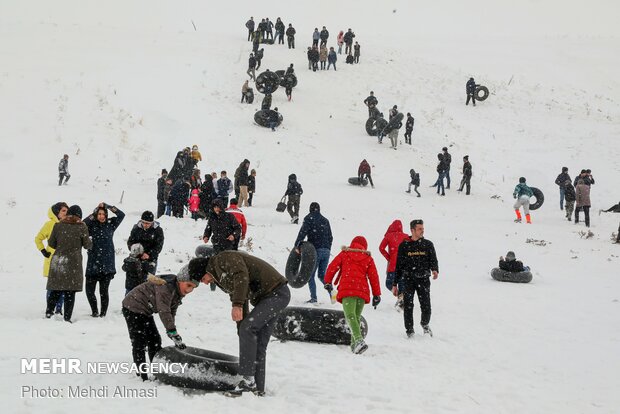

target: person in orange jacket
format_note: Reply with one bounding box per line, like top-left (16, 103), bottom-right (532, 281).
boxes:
top-left (323, 236), bottom-right (381, 354)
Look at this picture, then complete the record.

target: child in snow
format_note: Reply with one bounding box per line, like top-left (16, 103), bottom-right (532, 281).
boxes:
top-left (122, 244), bottom-right (149, 295)
top-left (121, 272), bottom-right (199, 380)
top-left (248, 169), bottom-right (257, 206)
top-left (191, 145), bottom-right (202, 166)
top-left (188, 188), bottom-right (201, 220)
top-left (406, 169), bottom-right (420, 197)
top-left (513, 177), bottom-right (533, 223)
top-left (323, 236), bottom-right (381, 354)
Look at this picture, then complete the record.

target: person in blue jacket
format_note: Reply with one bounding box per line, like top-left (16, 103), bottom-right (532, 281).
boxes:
top-left (84, 202), bottom-right (125, 317)
top-left (294, 202), bottom-right (333, 303)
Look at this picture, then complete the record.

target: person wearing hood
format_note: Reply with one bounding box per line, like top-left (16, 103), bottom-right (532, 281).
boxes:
top-left (167, 151), bottom-right (185, 182)
top-left (358, 159), bottom-right (374, 188)
top-left (58, 154), bottom-right (70, 186)
top-left (294, 202), bottom-right (333, 303)
top-left (46, 205), bottom-right (93, 322)
top-left (122, 272), bottom-right (198, 381)
top-left (600, 201), bottom-right (620, 243)
top-left (379, 220), bottom-right (409, 309)
top-left (188, 188), bottom-right (201, 221)
top-left (324, 236), bottom-right (381, 354)
top-left (83, 202), bottom-right (125, 317)
top-left (286, 24), bottom-right (296, 49)
top-left (457, 155), bottom-right (472, 195)
top-left (284, 173), bottom-right (303, 224)
top-left (406, 168), bottom-right (421, 197)
top-left (188, 252), bottom-right (290, 396)
top-left (394, 219), bottom-right (439, 338)
top-left (499, 251), bottom-right (525, 272)
top-left (235, 159), bottom-right (251, 207)
top-left (35, 202), bottom-right (69, 314)
top-left (127, 211), bottom-right (164, 274)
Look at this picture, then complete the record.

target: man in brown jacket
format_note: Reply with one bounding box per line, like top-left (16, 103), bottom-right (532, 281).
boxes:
top-left (122, 273), bottom-right (198, 380)
top-left (188, 251), bottom-right (290, 396)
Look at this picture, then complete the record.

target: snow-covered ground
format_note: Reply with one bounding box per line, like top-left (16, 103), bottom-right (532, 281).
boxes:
top-left (1, 1), bottom-right (619, 412)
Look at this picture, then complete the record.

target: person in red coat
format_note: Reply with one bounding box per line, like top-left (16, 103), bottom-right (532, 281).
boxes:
top-left (323, 236), bottom-right (381, 354)
top-left (357, 159), bottom-right (374, 188)
top-left (379, 220), bottom-right (409, 308)
top-left (225, 198), bottom-right (247, 248)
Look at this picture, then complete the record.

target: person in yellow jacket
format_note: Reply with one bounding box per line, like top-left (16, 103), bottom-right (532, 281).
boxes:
top-left (35, 202), bottom-right (68, 314)
top-left (191, 145), bottom-right (202, 166)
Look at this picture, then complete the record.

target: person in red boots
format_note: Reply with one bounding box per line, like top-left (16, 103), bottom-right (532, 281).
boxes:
top-left (323, 236), bottom-right (381, 354)
top-left (379, 220), bottom-right (409, 310)
top-left (512, 177), bottom-right (533, 223)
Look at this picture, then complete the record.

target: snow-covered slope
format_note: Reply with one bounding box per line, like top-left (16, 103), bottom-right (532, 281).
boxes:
top-left (1, 1), bottom-right (619, 413)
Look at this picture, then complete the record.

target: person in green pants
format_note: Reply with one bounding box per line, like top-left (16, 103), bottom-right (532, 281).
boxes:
top-left (323, 236), bottom-right (381, 354)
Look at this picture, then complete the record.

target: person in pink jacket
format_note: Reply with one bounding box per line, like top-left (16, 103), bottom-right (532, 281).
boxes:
top-left (379, 220), bottom-right (409, 309)
top-left (336, 30), bottom-right (344, 54)
top-left (188, 188), bottom-right (201, 221)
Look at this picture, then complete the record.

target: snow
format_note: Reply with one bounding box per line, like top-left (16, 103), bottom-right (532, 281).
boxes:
top-left (1, 0), bottom-right (619, 412)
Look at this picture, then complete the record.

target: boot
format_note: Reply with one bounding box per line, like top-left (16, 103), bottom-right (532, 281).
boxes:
top-left (514, 209), bottom-right (522, 223)
top-left (526, 214), bottom-right (531, 224)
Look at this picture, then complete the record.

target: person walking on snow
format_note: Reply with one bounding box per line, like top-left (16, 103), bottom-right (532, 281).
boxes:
top-left (563, 179), bottom-right (576, 221)
top-left (555, 167), bottom-right (571, 210)
top-left (393, 219), bottom-right (439, 338)
top-left (58, 154), bottom-right (71, 186)
top-left (188, 188), bottom-right (201, 220)
top-left (406, 169), bottom-right (421, 197)
top-left (284, 174), bottom-right (303, 224)
top-left (327, 47), bottom-right (337, 70)
top-left (404, 113), bottom-right (414, 145)
top-left (294, 202), bottom-right (333, 304)
top-left (358, 159), bottom-right (375, 188)
top-left (513, 177), bottom-right (533, 223)
top-left (457, 155), bottom-right (472, 195)
top-left (574, 179), bottom-right (591, 227)
top-left (466, 77), bottom-right (477, 106)
top-left (431, 154), bottom-right (447, 196)
top-left (247, 53), bottom-right (257, 81)
top-left (324, 236), bottom-right (381, 354)
top-left (379, 220), bottom-right (409, 309)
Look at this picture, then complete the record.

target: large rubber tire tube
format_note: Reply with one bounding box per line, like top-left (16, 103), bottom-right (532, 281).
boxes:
top-left (365, 118), bottom-right (378, 136)
top-left (285, 242), bottom-right (317, 288)
top-left (195, 245), bottom-right (216, 258)
top-left (529, 187), bottom-right (544, 210)
top-left (281, 73), bottom-right (297, 88)
top-left (153, 346), bottom-right (239, 391)
top-left (491, 268), bottom-right (532, 283)
top-left (348, 177), bottom-right (368, 186)
top-left (255, 71), bottom-right (280, 94)
top-left (475, 86), bottom-right (489, 101)
top-left (272, 306), bottom-right (369, 345)
top-left (254, 110), bottom-right (283, 128)
top-left (383, 112), bottom-right (404, 134)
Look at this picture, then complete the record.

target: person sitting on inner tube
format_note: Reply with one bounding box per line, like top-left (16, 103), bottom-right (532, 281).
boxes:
top-left (499, 251), bottom-right (528, 272)
top-left (268, 107), bottom-right (280, 131)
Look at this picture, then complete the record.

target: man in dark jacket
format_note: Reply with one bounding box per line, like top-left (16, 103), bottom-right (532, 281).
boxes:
top-left (358, 159), bottom-right (374, 188)
top-left (343, 28), bottom-right (355, 55)
top-left (404, 113), bottom-right (414, 144)
top-left (394, 219), bottom-right (439, 338)
top-left (247, 53), bottom-right (257, 81)
top-left (442, 147), bottom-right (452, 189)
top-left (255, 48), bottom-right (264, 70)
top-left (127, 211), bottom-right (165, 274)
top-left (563, 180), bottom-right (576, 221)
top-left (285, 173), bottom-right (303, 223)
top-left (188, 252), bottom-right (290, 396)
top-left (122, 273), bottom-right (198, 380)
top-left (199, 174), bottom-right (215, 217)
top-left (319, 26), bottom-right (329, 47)
top-left (363, 91), bottom-right (378, 117)
top-left (265, 18), bottom-right (273, 40)
top-left (499, 251), bottom-right (525, 272)
top-left (157, 169), bottom-right (168, 218)
top-left (58, 154), bottom-right (71, 186)
top-left (286, 24), bottom-right (296, 49)
top-left (168, 179), bottom-right (189, 218)
top-left (466, 77), bottom-right (477, 106)
top-left (234, 159), bottom-right (251, 207)
top-left (309, 46), bottom-right (319, 72)
top-left (202, 199), bottom-right (242, 254)
top-left (245, 17), bottom-right (255, 41)
top-left (268, 107), bottom-right (280, 131)
top-left (274, 18), bottom-right (285, 44)
top-left (554, 167), bottom-right (571, 210)
top-left (573, 169), bottom-right (595, 187)
top-left (457, 155), bottom-right (472, 195)
top-left (294, 202), bottom-right (333, 303)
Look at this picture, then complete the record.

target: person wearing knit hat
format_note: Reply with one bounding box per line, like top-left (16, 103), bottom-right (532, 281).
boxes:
top-left (35, 202), bottom-right (69, 315)
top-left (127, 211), bottom-right (164, 274)
top-left (46, 203), bottom-right (92, 322)
top-left (187, 252), bottom-right (290, 396)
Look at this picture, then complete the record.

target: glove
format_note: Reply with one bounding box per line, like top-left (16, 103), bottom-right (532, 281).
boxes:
top-left (40, 249), bottom-right (51, 258)
top-left (372, 296), bottom-right (381, 309)
top-left (324, 283), bottom-right (333, 293)
top-left (167, 331), bottom-right (186, 349)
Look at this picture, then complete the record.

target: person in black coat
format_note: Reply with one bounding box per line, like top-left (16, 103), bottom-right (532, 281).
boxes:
top-left (343, 28), bottom-right (355, 55)
top-left (261, 93), bottom-right (272, 110)
top-left (499, 251), bottom-right (525, 272)
top-left (84, 203), bottom-right (125, 317)
top-left (167, 151), bottom-right (185, 182)
top-left (393, 219), bottom-right (439, 337)
top-left (319, 26), bottom-right (329, 47)
top-left (248, 169), bottom-right (257, 206)
top-left (442, 147), bottom-right (452, 189)
top-left (169, 179), bottom-right (189, 218)
top-left (286, 24), bottom-right (296, 49)
top-left (404, 113), bottom-right (414, 144)
top-left (255, 48), bottom-right (264, 70)
top-left (563, 180), bottom-right (576, 221)
top-left (466, 77), bottom-right (477, 106)
top-left (554, 167), bottom-right (571, 210)
top-left (275, 18), bottom-right (285, 44)
top-left (252, 30), bottom-right (261, 53)
top-left (157, 169), bottom-right (168, 218)
top-left (284, 173), bottom-right (303, 223)
top-left (245, 17), bottom-right (255, 41)
top-left (457, 156), bottom-right (472, 195)
top-left (202, 199), bottom-right (242, 254)
top-left (247, 53), bottom-right (257, 81)
top-left (310, 47), bottom-right (319, 72)
top-left (199, 174), bottom-right (215, 217)
top-left (127, 211), bottom-right (164, 274)
top-left (364, 92), bottom-right (378, 117)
